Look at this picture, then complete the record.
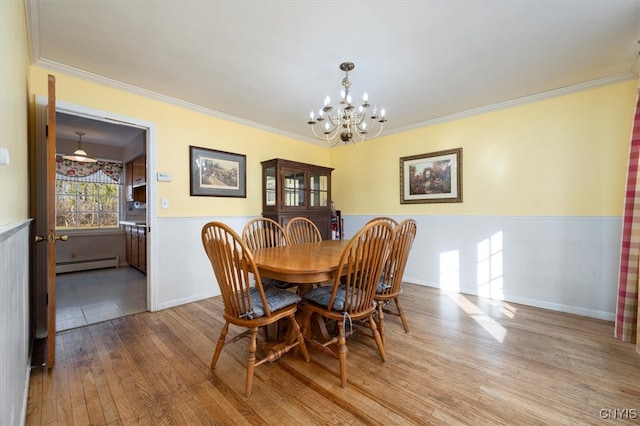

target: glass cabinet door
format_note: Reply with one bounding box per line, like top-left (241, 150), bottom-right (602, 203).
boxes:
top-left (264, 166), bottom-right (276, 206)
top-left (309, 172), bottom-right (329, 207)
top-left (283, 168), bottom-right (305, 207)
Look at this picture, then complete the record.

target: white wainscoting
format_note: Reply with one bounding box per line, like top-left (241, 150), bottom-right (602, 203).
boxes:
top-left (152, 215), bottom-right (621, 321)
top-left (153, 216), bottom-right (251, 311)
top-left (0, 220), bottom-right (31, 426)
top-left (347, 215), bottom-right (621, 321)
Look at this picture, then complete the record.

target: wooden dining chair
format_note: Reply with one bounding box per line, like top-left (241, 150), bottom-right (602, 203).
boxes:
top-left (286, 217), bottom-right (322, 245)
top-left (300, 219), bottom-right (393, 388)
top-left (374, 219), bottom-right (417, 346)
top-left (242, 217), bottom-right (289, 251)
top-left (366, 216), bottom-right (398, 227)
top-left (242, 217), bottom-right (293, 291)
top-left (201, 221), bottom-right (309, 397)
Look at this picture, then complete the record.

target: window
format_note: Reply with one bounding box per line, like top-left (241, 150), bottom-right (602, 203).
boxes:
top-left (55, 156), bottom-right (123, 231)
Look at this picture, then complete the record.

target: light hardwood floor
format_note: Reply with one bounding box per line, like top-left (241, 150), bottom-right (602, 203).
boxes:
top-left (26, 284), bottom-right (640, 425)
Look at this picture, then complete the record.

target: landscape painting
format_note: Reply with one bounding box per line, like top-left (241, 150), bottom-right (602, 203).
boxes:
top-left (190, 146), bottom-right (246, 197)
top-left (400, 148), bottom-right (462, 204)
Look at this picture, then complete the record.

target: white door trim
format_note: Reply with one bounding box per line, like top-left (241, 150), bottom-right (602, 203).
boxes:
top-left (35, 96), bottom-right (159, 312)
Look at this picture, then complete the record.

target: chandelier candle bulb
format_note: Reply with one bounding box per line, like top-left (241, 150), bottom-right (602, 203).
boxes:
top-left (307, 61), bottom-right (386, 145)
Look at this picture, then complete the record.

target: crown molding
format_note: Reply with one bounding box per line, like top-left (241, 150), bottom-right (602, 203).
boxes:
top-left (386, 72), bottom-right (638, 137)
top-left (32, 58), bottom-right (321, 144)
top-left (33, 58), bottom-right (638, 146)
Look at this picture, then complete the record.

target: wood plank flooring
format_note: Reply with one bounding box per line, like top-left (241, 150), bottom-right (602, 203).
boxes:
top-left (26, 284), bottom-right (640, 425)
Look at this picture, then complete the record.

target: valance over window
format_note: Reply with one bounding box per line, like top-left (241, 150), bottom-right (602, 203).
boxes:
top-left (55, 155), bottom-right (123, 183)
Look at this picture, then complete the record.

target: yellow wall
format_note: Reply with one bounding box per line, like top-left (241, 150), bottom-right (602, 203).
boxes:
top-left (0, 0), bottom-right (30, 226)
top-left (29, 67), bottom-right (637, 219)
top-left (29, 67), bottom-right (330, 217)
top-left (331, 80), bottom-right (638, 216)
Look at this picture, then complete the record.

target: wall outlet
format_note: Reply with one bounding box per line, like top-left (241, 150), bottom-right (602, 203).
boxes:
top-left (161, 198), bottom-right (169, 209)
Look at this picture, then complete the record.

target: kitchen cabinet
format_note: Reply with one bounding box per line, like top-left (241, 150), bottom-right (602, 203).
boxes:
top-left (261, 158), bottom-right (333, 240)
top-left (125, 155), bottom-right (146, 202)
top-left (132, 156), bottom-right (146, 185)
top-left (137, 227), bottom-right (146, 272)
top-left (124, 223), bottom-right (146, 273)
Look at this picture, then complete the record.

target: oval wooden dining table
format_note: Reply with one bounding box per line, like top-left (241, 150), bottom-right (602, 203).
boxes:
top-left (251, 239), bottom-right (350, 284)
top-left (251, 239), bottom-right (350, 342)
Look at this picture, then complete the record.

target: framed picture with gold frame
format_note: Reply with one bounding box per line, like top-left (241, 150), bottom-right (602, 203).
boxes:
top-left (400, 148), bottom-right (462, 204)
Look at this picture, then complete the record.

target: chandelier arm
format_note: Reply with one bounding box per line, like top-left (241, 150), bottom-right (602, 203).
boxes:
top-left (353, 111), bottom-right (367, 126)
top-left (322, 116), bottom-right (340, 133)
top-left (326, 113), bottom-right (342, 127)
top-left (309, 125), bottom-right (328, 140)
top-left (310, 124), bottom-right (341, 145)
top-left (353, 114), bottom-right (375, 133)
top-left (354, 122), bottom-right (385, 141)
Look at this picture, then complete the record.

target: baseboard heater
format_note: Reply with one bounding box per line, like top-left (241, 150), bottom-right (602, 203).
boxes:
top-left (56, 256), bottom-right (119, 274)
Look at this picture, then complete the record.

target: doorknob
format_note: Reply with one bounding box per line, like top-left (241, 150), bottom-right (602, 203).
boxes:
top-left (35, 231), bottom-right (69, 243)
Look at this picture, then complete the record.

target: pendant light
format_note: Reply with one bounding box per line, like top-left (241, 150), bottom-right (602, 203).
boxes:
top-left (63, 131), bottom-right (97, 163)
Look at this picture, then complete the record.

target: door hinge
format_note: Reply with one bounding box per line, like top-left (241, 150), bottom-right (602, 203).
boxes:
top-left (46, 292), bottom-right (48, 305)
top-left (46, 125), bottom-right (48, 137)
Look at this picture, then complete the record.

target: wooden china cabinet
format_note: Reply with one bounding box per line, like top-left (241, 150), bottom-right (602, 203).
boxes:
top-left (261, 158), bottom-right (334, 240)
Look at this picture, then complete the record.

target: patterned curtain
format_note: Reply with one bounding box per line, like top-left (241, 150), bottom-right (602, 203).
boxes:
top-left (615, 89), bottom-right (640, 350)
top-left (55, 155), bottom-right (123, 183)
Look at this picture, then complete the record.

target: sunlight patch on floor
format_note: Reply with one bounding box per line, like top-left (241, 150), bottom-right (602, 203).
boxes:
top-left (438, 233), bottom-right (508, 342)
top-left (451, 293), bottom-right (507, 343)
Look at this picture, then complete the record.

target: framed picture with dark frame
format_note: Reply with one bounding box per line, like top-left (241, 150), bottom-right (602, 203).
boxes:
top-left (189, 145), bottom-right (246, 197)
top-left (400, 148), bottom-right (462, 204)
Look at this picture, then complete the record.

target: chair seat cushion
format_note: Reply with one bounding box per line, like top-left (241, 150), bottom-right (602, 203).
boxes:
top-left (245, 286), bottom-right (301, 318)
top-left (376, 279), bottom-right (392, 293)
top-left (303, 285), bottom-right (348, 311)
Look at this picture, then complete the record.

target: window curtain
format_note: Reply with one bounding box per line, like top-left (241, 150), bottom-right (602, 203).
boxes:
top-left (55, 155), bottom-right (123, 183)
top-left (615, 89), bottom-right (640, 352)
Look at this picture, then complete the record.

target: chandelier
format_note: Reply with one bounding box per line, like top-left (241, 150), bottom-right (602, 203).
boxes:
top-left (63, 131), bottom-right (97, 163)
top-left (307, 62), bottom-right (386, 146)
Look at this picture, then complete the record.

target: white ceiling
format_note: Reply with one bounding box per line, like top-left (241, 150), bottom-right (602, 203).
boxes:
top-left (55, 112), bottom-right (144, 147)
top-left (26, 1), bottom-right (640, 146)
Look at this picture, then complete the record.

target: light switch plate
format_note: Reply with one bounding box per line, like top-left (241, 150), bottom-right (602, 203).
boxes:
top-left (157, 172), bottom-right (172, 182)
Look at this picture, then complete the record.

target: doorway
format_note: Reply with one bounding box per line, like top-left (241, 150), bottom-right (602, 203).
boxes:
top-left (33, 96), bottom-right (157, 339)
top-left (55, 111), bottom-right (148, 330)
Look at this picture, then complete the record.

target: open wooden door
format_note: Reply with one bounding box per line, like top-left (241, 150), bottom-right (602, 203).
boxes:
top-left (34, 75), bottom-right (67, 368)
